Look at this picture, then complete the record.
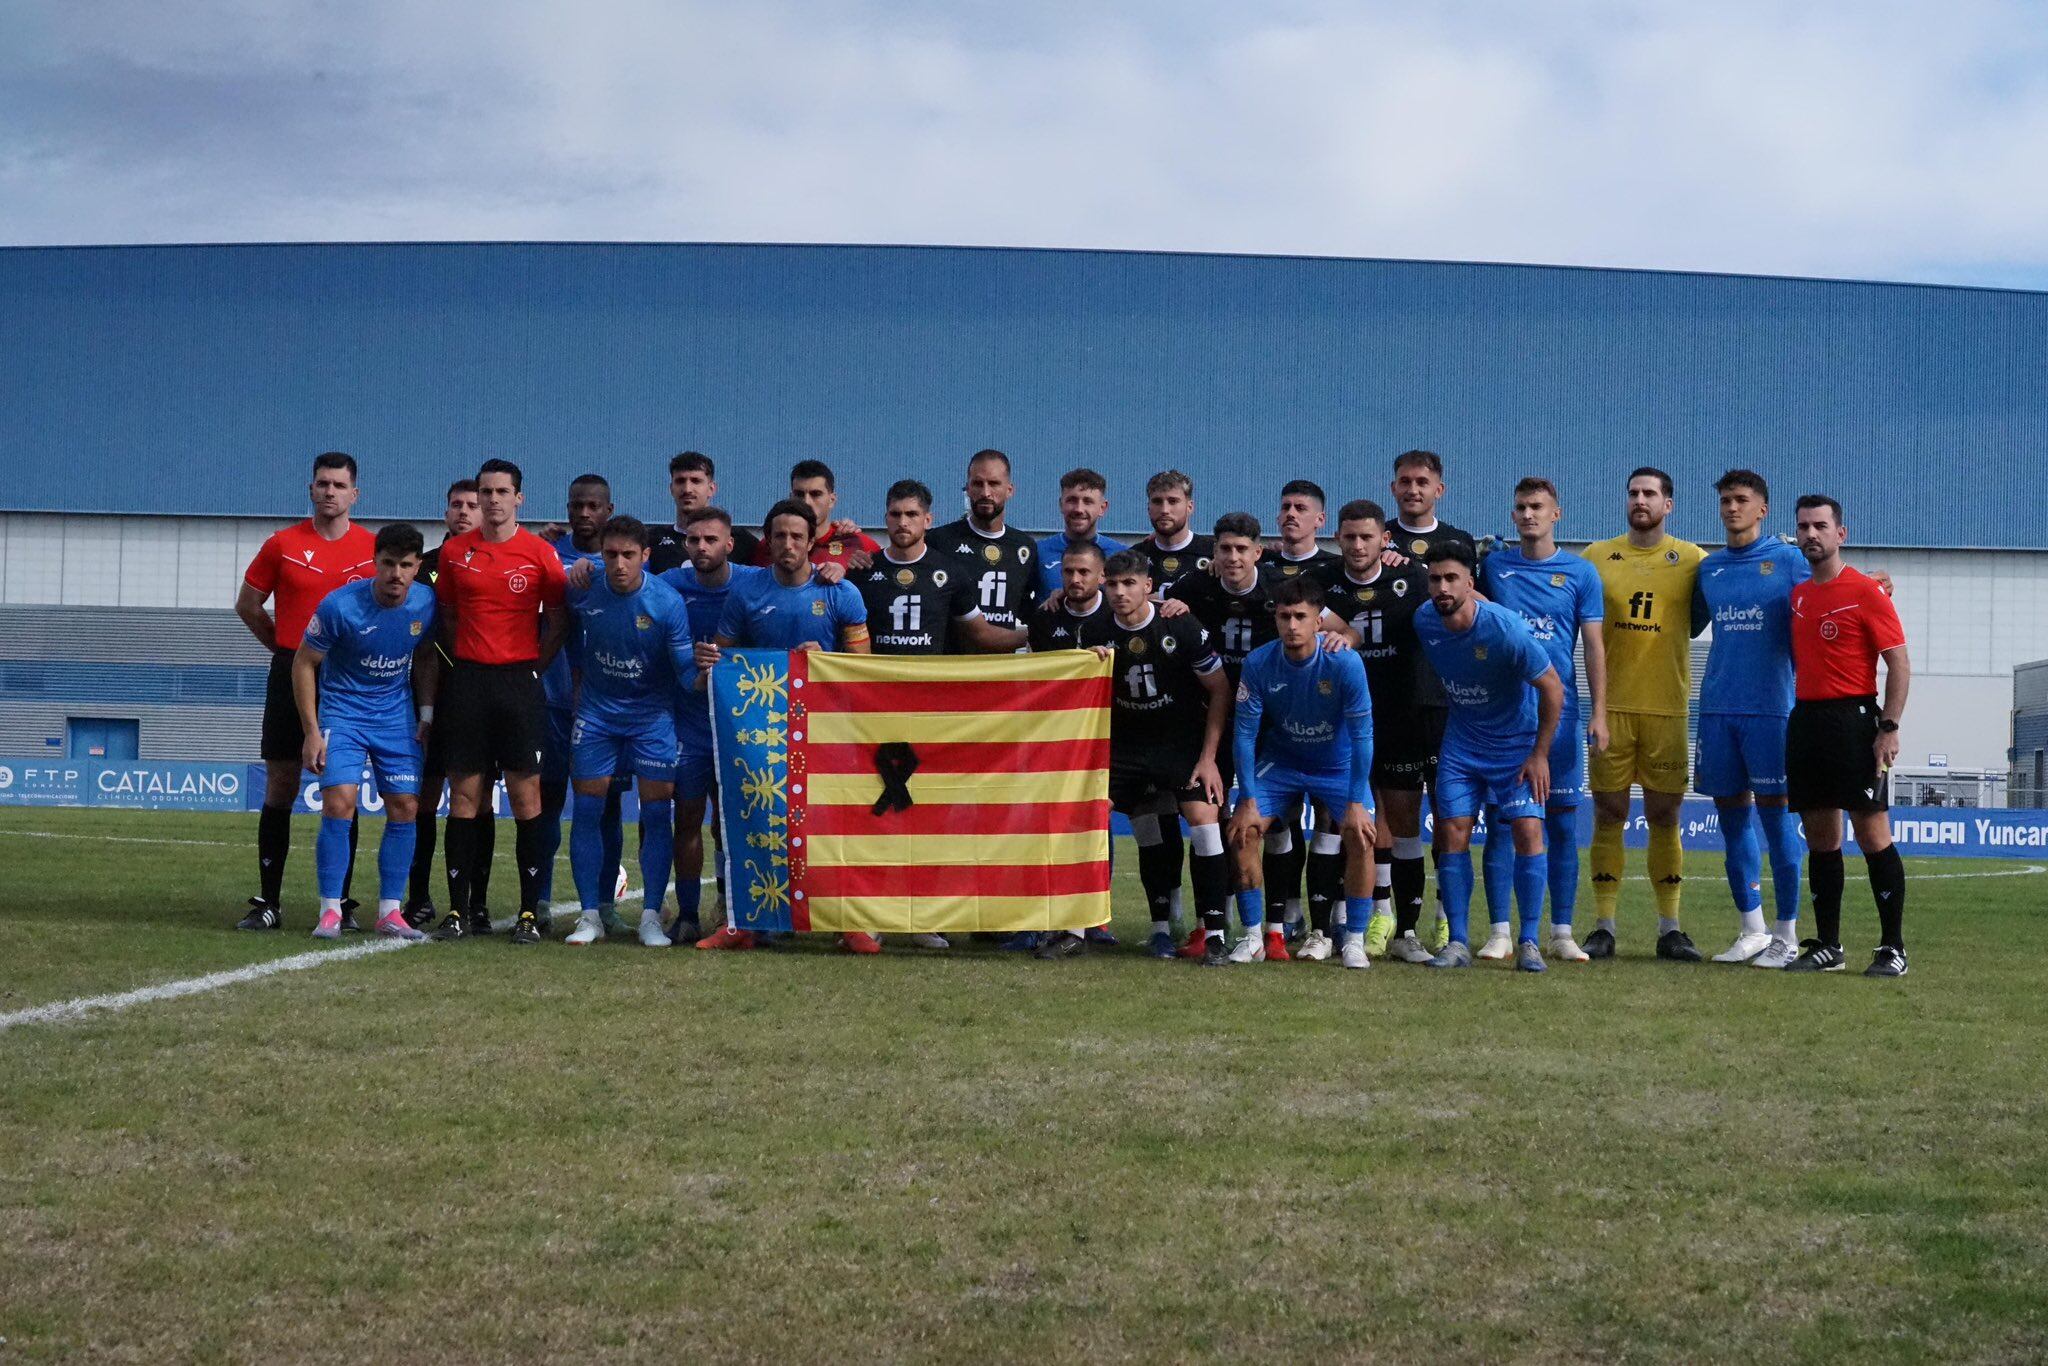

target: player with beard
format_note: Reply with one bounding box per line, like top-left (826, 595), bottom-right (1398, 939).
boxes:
top-left (1028, 542), bottom-right (1112, 652)
top-left (787, 459), bottom-right (880, 571)
top-left (858, 480), bottom-right (1026, 658)
top-left (1034, 469), bottom-right (1131, 600)
top-left (1136, 470), bottom-right (1213, 595)
top-left (649, 451), bottom-right (760, 573)
top-left (1263, 479), bottom-right (1341, 940)
top-left (929, 448), bottom-right (1039, 631)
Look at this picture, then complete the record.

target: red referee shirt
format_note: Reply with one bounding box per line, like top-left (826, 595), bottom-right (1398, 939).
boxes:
top-left (243, 520), bottom-right (377, 649)
top-left (749, 528), bottom-right (880, 569)
top-left (434, 527), bottom-right (569, 665)
top-left (1790, 566), bottom-right (1905, 701)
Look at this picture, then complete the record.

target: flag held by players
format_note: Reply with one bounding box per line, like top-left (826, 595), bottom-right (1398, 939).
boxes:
top-left (711, 650), bottom-right (1114, 934)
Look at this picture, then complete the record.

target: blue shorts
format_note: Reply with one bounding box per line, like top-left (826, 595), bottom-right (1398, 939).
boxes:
top-left (543, 706), bottom-right (575, 785)
top-left (673, 735), bottom-right (717, 801)
top-left (1547, 706), bottom-right (1587, 811)
top-left (1694, 712), bottom-right (1789, 798)
top-left (1252, 761), bottom-right (1367, 823)
top-left (1434, 742), bottom-right (1541, 823)
top-left (321, 718), bottom-right (422, 795)
top-left (571, 712), bottom-right (679, 784)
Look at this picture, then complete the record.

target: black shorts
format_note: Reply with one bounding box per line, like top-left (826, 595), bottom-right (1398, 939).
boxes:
top-left (1787, 696), bottom-right (1888, 815)
top-left (440, 661), bottom-right (547, 778)
top-left (260, 649), bottom-right (306, 763)
top-left (1371, 705), bottom-right (1448, 792)
top-left (1110, 744), bottom-right (1215, 814)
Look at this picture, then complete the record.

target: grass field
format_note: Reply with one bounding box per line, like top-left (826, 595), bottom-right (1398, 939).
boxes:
top-left (3, 806), bottom-right (2047, 1363)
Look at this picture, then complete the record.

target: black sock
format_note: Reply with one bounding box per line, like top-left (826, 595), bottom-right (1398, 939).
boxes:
top-left (1190, 850), bottom-right (1230, 936)
top-left (1810, 849), bottom-right (1845, 948)
top-left (1392, 856), bottom-right (1425, 935)
top-left (339, 810), bottom-right (360, 902)
top-left (1307, 850), bottom-right (1344, 933)
top-left (1865, 844), bottom-right (1906, 950)
top-left (444, 816), bottom-right (476, 915)
top-left (408, 811), bottom-right (438, 908)
top-left (257, 804), bottom-right (292, 906)
top-left (1136, 827), bottom-right (1184, 923)
top-left (515, 816), bottom-right (547, 915)
top-left (1262, 835), bottom-right (1307, 920)
top-left (471, 815), bottom-right (497, 907)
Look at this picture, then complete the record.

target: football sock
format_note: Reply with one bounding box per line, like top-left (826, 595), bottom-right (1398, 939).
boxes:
top-left (1648, 822), bottom-right (1683, 925)
top-left (1132, 815), bottom-right (1185, 927)
top-left (1263, 827), bottom-right (1306, 929)
top-left (443, 814), bottom-right (476, 915)
top-left (471, 813), bottom-right (497, 908)
top-left (341, 810), bottom-right (360, 903)
top-left (1760, 804), bottom-right (1804, 926)
top-left (1480, 810), bottom-right (1513, 923)
top-left (1718, 801), bottom-right (1765, 925)
top-left (1391, 836), bottom-right (1426, 935)
top-left (1306, 839), bottom-right (1344, 933)
top-left (1344, 897), bottom-right (1373, 943)
top-left (639, 800), bottom-right (674, 920)
top-left (1237, 887), bottom-right (1265, 930)
top-left (1544, 807), bottom-right (1578, 928)
top-left (674, 855), bottom-right (703, 925)
top-left (377, 819), bottom-right (417, 904)
top-left (1513, 850), bottom-right (1546, 945)
top-left (1373, 858), bottom-right (1393, 914)
top-left (377, 898), bottom-right (404, 925)
top-left (257, 803), bottom-right (292, 906)
top-left (514, 815), bottom-right (548, 915)
top-left (1590, 815), bottom-right (1624, 921)
top-left (408, 810), bottom-right (437, 908)
top-left (1151, 919), bottom-right (1171, 937)
top-left (315, 814), bottom-right (351, 902)
top-left (600, 788), bottom-right (626, 908)
top-left (537, 776), bottom-right (567, 905)
top-left (1865, 843), bottom-right (1906, 950)
top-left (570, 791), bottom-right (606, 911)
top-left (1189, 823), bottom-right (1230, 937)
top-left (1809, 848), bottom-right (1845, 947)
top-left (1438, 850), bottom-right (1473, 947)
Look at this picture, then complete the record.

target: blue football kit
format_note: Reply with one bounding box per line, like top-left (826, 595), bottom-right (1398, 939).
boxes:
top-left (1034, 530), bottom-right (1130, 601)
top-left (305, 579), bottom-right (437, 795)
top-left (714, 568), bottom-right (867, 650)
top-left (567, 572), bottom-right (695, 783)
top-left (658, 562), bottom-right (766, 799)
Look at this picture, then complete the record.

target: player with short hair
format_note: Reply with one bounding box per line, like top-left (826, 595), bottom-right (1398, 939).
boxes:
top-left (1028, 542), bottom-right (1111, 652)
top-left (431, 457), bottom-right (571, 946)
top-left (293, 522), bottom-right (440, 941)
top-left (561, 515), bottom-right (696, 948)
top-left (697, 499), bottom-right (875, 953)
top-left (650, 451), bottom-right (761, 573)
top-left (1387, 450), bottom-right (1476, 564)
top-left (787, 459), bottom-right (881, 570)
top-left (1319, 499), bottom-right (1442, 963)
top-left (1785, 495), bottom-right (1912, 977)
top-left (1062, 550), bottom-right (1232, 965)
top-left (1697, 470), bottom-right (1812, 968)
top-left (1034, 469), bottom-right (1131, 600)
top-left (856, 480), bottom-right (1026, 657)
top-left (1412, 543), bottom-right (1566, 970)
top-left (1475, 477), bottom-right (1608, 962)
top-left (1136, 469), bottom-right (1213, 594)
top-left (1581, 467), bottom-right (1708, 961)
top-left (1271, 479), bottom-right (1340, 579)
top-left (658, 507), bottom-right (765, 946)
top-left (929, 449), bottom-right (1039, 631)
top-left (1227, 577), bottom-right (1379, 969)
top-left (234, 451), bottom-right (376, 931)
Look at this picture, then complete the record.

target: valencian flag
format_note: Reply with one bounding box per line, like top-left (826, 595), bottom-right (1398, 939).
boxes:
top-left (710, 649), bottom-right (1113, 934)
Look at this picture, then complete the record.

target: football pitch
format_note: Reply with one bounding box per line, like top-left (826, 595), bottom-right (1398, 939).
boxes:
top-left (3, 808), bottom-right (2046, 1363)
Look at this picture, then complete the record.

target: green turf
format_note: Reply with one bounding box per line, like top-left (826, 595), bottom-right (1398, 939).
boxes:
top-left (3, 806), bottom-right (2046, 1362)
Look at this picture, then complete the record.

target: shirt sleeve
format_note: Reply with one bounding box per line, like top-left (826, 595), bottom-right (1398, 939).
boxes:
top-left (303, 593), bottom-right (337, 651)
top-left (715, 580), bottom-right (749, 642)
top-left (1514, 618), bottom-right (1552, 684)
top-left (1865, 579), bottom-right (1907, 652)
top-left (538, 546), bottom-right (569, 606)
top-left (1576, 564), bottom-right (1604, 622)
top-left (664, 596), bottom-right (696, 682)
top-left (415, 591), bottom-right (439, 641)
top-left (1231, 666), bottom-right (1263, 801)
top-left (1342, 655), bottom-right (1374, 809)
top-left (243, 534), bottom-right (281, 594)
top-left (831, 582), bottom-right (868, 631)
top-left (948, 573), bottom-right (981, 620)
top-left (1183, 619), bottom-right (1221, 673)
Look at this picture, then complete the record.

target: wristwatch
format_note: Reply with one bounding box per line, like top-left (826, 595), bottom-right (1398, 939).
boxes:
top-left (1876, 718), bottom-right (1899, 734)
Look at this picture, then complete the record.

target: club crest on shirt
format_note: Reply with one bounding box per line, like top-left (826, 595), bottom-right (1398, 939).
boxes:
top-left (896, 568), bottom-right (916, 586)
top-left (1235, 681), bottom-right (1250, 703)
top-left (1019, 547), bottom-right (1032, 564)
top-left (1760, 561), bottom-right (1776, 575)
top-left (933, 570), bottom-right (948, 587)
top-left (508, 573), bottom-right (530, 593)
top-left (1551, 573), bottom-right (1567, 586)
top-left (811, 600), bottom-right (826, 616)
top-left (1410, 539), bottom-right (1428, 555)
top-left (1392, 580), bottom-right (1408, 596)
top-left (1128, 636), bottom-right (1148, 655)
top-left (829, 541), bottom-right (844, 556)
top-left (635, 614), bottom-right (652, 630)
top-left (1162, 556), bottom-right (1181, 574)
top-left (1318, 679), bottom-right (1333, 695)
top-left (1161, 633), bottom-right (1179, 654)
top-left (1664, 548), bottom-right (1681, 564)
top-left (1474, 645), bottom-right (1488, 660)
top-left (1360, 588), bottom-right (1376, 603)
top-left (983, 544), bottom-right (1001, 563)
top-left (409, 620), bottom-right (423, 636)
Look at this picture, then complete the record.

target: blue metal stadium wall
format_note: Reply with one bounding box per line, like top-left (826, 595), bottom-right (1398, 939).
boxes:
top-left (4, 243), bottom-right (2046, 547)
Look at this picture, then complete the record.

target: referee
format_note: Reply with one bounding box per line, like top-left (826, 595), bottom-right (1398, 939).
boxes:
top-left (432, 458), bottom-right (570, 945)
top-left (1784, 494), bottom-right (1912, 977)
top-left (233, 451), bottom-right (375, 930)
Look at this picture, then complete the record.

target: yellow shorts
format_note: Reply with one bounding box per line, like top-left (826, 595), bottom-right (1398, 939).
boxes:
top-left (1589, 711), bottom-right (1690, 795)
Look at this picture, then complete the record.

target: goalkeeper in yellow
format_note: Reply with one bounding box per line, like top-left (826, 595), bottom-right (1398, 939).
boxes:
top-left (1580, 468), bottom-right (1708, 961)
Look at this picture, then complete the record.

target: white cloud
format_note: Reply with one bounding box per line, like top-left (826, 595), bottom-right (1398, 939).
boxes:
top-left (3, 0), bottom-right (2047, 286)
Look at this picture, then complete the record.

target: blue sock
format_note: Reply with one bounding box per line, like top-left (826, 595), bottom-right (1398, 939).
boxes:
top-left (1344, 896), bottom-right (1372, 937)
top-left (639, 800), bottom-right (674, 921)
top-left (1236, 886), bottom-right (1264, 929)
top-left (600, 792), bottom-right (625, 909)
top-left (378, 819), bottom-right (417, 904)
top-left (1513, 851), bottom-right (1546, 944)
top-left (316, 815), bottom-right (352, 901)
top-left (1719, 802), bottom-right (1764, 913)
top-left (1439, 850), bottom-right (1474, 946)
top-left (1544, 807), bottom-right (1579, 928)
top-left (1480, 810), bottom-right (1512, 923)
top-left (1760, 804), bottom-right (1804, 924)
top-left (570, 791), bottom-right (606, 912)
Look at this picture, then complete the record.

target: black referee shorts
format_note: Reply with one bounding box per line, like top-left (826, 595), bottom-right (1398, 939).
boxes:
top-left (259, 648), bottom-right (306, 763)
top-left (1371, 705), bottom-right (1447, 792)
top-left (440, 661), bottom-right (547, 778)
top-left (1787, 696), bottom-right (1888, 815)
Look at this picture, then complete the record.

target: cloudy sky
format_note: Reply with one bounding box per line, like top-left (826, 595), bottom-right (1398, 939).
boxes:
top-left (5, 0), bottom-right (2047, 289)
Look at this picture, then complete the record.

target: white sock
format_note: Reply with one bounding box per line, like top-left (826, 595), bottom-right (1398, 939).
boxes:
top-left (1489, 920), bottom-right (1510, 937)
top-left (1657, 916), bottom-right (1681, 936)
top-left (1739, 908), bottom-right (1767, 936)
top-left (319, 897), bottom-right (342, 915)
top-left (1343, 930), bottom-right (1363, 948)
top-left (1597, 916), bottom-right (1617, 934)
top-left (1206, 928), bottom-right (1223, 943)
top-left (1151, 919), bottom-right (1170, 937)
top-left (1774, 918), bottom-right (1799, 947)
top-left (378, 898), bottom-right (402, 920)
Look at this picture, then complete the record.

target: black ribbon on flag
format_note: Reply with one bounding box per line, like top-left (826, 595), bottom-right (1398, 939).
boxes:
top-left (871, 742), bottom-right (920, 815)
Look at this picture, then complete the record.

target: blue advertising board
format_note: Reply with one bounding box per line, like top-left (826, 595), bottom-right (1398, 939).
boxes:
top-left (0, 758), bottom-right (247, 810)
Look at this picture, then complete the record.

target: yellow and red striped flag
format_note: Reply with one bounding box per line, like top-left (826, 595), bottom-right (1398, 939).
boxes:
top-left (780, 650), bottom-right (1113, 934)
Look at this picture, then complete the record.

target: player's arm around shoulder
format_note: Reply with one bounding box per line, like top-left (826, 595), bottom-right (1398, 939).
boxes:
top-left (292, 605), bottom-right (331, 773)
